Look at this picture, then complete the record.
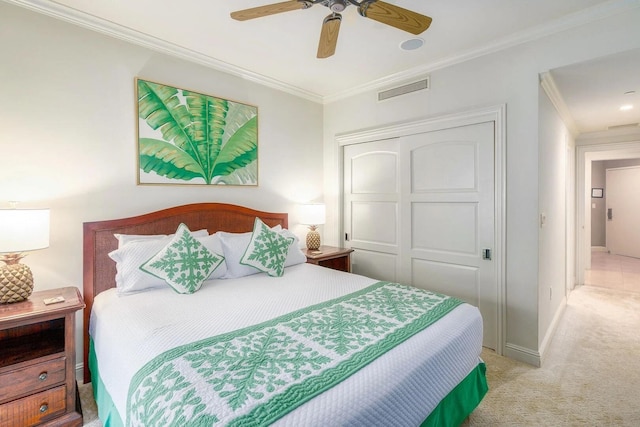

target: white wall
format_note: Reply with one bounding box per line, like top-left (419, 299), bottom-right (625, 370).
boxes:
top-left (323, 9), bottom-right (640, 364)
top-left (0, 3), bottom-right (324, 370)
top-left (537, 85), bottom-right (573, 357)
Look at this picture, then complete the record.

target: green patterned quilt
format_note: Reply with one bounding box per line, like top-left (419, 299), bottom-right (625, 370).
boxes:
top-left (126, 281), bottom-right (463, 426)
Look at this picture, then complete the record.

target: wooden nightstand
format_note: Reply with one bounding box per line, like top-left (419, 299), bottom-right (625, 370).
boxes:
top-left (0, 287), bottom-right (85, 427)
top-left (305, 246), bottom-right (354, 273)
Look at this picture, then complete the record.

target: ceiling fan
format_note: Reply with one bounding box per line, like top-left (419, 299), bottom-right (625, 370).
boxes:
top-left (230, 0), bottom-right (432, 59)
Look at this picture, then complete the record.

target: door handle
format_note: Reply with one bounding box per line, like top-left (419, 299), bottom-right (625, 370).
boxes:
top-left (482, 249), bottom-right (492, 260)
top-left (607, 208), bottom-right (613, 220)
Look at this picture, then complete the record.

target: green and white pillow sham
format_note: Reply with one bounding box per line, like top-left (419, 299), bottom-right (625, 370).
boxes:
top-left (140, 223), bottom-right (224, 294)
top-left (109, 231), bottom-right (226, 295)
top-left (218, 223), bottom-right (305, 279)
top-left (240, 218), bottom-right (294, 277)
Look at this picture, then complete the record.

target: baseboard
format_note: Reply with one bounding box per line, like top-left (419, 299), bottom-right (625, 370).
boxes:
top-left (538, 295), bottom-right (568, 366)
top-left (503, 343), bottom-right (541, 367)
top-left (591, 246), bottom-right (608, 252)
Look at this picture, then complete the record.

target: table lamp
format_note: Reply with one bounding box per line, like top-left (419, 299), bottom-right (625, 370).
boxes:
top-left (0, 208), bottom-right (50, 303)
top-left (299, 203), bottom-right (325, 250)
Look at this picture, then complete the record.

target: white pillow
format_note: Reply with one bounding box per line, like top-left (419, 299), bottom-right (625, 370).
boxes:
top-left (115, 229), bottom-right (208, 248)
top-left (109, 232), bottom-right (227, 295)
top-left (218, 232), bottom-right (260, 279)
top-left (218, 225), bottom-right (306, 279)
top-left (279, 229), bottom-right (307, 266)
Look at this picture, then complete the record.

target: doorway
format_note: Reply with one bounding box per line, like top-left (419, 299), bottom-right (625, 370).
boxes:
top-left (576, 139), bottom-right (640, 286)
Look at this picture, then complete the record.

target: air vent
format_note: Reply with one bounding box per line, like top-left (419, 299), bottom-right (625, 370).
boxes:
top-left (378, 78), bottom-right (429, 101)
top-left (607, 123), bottom-right (640, 130)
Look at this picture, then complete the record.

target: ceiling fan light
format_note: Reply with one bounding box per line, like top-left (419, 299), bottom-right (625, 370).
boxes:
top-left (329, 0), bottom-right (347, 12)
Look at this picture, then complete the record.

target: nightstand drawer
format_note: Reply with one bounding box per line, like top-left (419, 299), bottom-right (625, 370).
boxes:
top-left (0, 357), bottom-right (66, 403)
top-left (0, 385), bottom-right (66, 427)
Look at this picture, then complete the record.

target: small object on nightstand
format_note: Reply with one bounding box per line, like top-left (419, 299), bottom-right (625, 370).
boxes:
top-left (299, 203), bottom-right (326, 251)
top-left (305, 246), bottom-right (354, 273)
top-left (43, 296), bottom-right (65, 305)
top-left (0, 287), bottom-right (85, 426)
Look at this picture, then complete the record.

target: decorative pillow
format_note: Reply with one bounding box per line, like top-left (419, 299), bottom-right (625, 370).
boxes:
top-left (218, 226), bottom-right (304, 279)
top-left (115, 229), bottom-right (208, 248)
top-left (240, 218), bottom-right (294, 277)
top-left (110, 231), bottom-right (226, 295)
top-left (140, 224), bottom-right (224, 294)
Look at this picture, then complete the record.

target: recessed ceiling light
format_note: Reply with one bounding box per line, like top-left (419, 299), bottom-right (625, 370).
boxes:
top-left (624, 90), bottom-right (636, 96)
top-left (400, 38), bottom-right (424, 51)
top-left (620, 104), bottom-right (634, 111)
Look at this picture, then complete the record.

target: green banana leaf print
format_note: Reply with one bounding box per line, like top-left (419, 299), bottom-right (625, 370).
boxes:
top-left (137, 79), bottom-right (258, 185)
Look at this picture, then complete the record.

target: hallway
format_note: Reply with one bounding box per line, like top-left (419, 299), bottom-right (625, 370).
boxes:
top-left (585, 249), bottom-right (640, 293)
top-left (466, 249), bottom-right (640, 425)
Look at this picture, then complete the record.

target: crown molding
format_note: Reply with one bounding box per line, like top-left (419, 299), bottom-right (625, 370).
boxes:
top-left (539, 72), bottom-right (580, 137)
top-left (3, 0), bottom-right (324, 104)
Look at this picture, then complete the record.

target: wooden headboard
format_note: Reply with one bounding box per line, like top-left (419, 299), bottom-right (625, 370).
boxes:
top-left (82, 203), bottom-right (288, 382)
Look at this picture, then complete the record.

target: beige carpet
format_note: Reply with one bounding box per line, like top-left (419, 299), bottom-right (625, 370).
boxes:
top-left (78, 381), bottom-right (100, 427)
top-left (465, 285), bottom-right (640, 426)
top-left (80, 285), bottom-right (640, 426)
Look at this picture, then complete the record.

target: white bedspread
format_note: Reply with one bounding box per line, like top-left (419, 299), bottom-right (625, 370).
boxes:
top-left (90, 263), bottom-right (483, 426)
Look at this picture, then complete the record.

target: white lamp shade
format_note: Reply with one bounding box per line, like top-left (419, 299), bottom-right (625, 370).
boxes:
top-left (0, 209), bottom-right (50, 253)
top-left (299, 203), bottom-right (326, 226)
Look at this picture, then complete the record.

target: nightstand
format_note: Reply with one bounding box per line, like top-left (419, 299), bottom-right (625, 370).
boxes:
top-left (305, 246), bottom-right (354, 273)
top-left (0, 287), bottom-right (85, 427)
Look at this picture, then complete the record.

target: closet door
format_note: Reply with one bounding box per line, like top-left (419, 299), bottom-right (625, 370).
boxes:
top-left (400, 122), bottom-right (496, 350)
top-left (343, 122), bottom-right (497, 349)
top-left (343, 139), bottom-right (401, 282)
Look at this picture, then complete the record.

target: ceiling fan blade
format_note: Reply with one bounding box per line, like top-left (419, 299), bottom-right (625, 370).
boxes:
top-left (231, 1), bottom-right (306, 21)
top-left (359, 1), bottom-right (432, 35)
top-left (317, 13), bottom-right (342, 59)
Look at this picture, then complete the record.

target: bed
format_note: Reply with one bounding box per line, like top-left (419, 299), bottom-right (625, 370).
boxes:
top-left (83, 203), bottom-right (487, 426)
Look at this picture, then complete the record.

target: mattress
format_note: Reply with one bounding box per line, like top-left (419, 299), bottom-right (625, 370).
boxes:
top-left (89, 263), bottom-right (484, 426)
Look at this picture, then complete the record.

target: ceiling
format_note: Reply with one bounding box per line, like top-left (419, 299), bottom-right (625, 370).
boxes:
top-left (549, 49), bottom-right (640, 134)
top-left (9, 0), bottom-right (640, 133)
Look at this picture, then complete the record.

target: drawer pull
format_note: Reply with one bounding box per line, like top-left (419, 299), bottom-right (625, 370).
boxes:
top-left (38, 372), bottom-right (48, 381)
top-left (40, 403), bottom-right (49, 413)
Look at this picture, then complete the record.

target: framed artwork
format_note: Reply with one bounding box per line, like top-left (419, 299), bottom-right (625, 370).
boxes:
top-left (591, 188), bottom-right (603, 198)
top-left (136, 78), bottom-right (258, 185)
